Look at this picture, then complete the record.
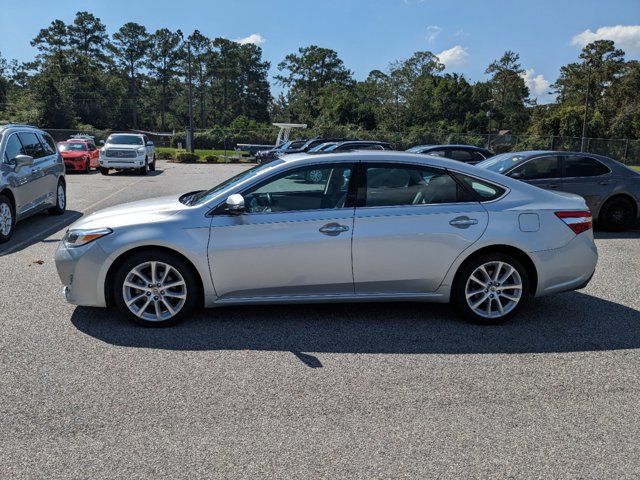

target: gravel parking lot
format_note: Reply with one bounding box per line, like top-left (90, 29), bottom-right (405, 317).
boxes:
top-left (1, 161), bottom-right (640, 479)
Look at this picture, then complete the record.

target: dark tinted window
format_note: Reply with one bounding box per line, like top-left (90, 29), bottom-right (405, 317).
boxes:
top-left (471, 151), bottom-right (488, 161)
top-left (564, 156), bottom-right (610, 177)
top-left (4, 134), bottom-right (23, 162)
top-left (512, 156), bottom-right (560, 180)
top-left (449, 149), bottom-right (474, 161)
top-left (365, 165), bottom-right (471, 207)
top-left (39, 133), bottom-right (57, 155)
top-left (457, 174), bottom-right (506, 201)
top-left (426, 150), bottom-right (446, 157)
top-left (17, 132), bottom-right (47, 159)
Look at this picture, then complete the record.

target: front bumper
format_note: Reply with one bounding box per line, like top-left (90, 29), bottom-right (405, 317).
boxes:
top-left (100, 155), bottom-right (146, 169)
top-left (55, 240), bottom-right (111, 307)
top-left (531, 232), bottom-right (598, 297)
top-left (63, 159), bottom-right (88, 171)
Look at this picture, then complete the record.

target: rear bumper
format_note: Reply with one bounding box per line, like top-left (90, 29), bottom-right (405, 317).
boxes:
top-left (531, 232), bottom-right (598, 297)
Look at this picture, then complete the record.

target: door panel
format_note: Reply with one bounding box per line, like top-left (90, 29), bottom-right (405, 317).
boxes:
top-left (209, 209), bottom-right (355, 298)
top-left (560, 156), bottom-right (616, 215)
top-left (352, 204), bottom-right (488, 293)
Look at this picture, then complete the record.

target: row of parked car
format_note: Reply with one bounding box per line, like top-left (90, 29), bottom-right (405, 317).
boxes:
top-left (256, 138), bottom-right (640, 231)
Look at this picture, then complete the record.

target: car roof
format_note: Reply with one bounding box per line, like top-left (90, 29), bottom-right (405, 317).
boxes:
top-left (412, 144), bottom-right (490, 150)
top-left (0, 124), bottom-right (44, 134)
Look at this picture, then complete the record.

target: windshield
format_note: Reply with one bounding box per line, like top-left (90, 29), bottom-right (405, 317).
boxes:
top-left (107, 134), bottom-right (143, 146)
top-left (58, 142), bottom-right (87, 152)
top-left (185, 159), bottom-right (286, 206)
top-left (308, 143), bottom-right (333, 153)
top-left (476, 153), bottom-right (526, 173)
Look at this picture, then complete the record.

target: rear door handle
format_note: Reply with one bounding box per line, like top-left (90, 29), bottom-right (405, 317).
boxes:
top-left (449, 216), bottom-right (478, 228)
top-left (319, 223), bottom-right (350, 236)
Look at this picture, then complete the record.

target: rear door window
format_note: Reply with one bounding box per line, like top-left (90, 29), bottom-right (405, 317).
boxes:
top-left (448, 149), bottom-right (475, 162)
top-left (564, 156), bottom-right (610, 177)
top-left (364, 164), bottom-right (472, 207)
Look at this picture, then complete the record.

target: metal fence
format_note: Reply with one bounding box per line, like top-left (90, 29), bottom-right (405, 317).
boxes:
top-left (44, 127), bottom-right (640, 165)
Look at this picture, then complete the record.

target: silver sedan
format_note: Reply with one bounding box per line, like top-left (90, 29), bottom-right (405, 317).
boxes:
top-left (55, 152), bottom-right (598, 327)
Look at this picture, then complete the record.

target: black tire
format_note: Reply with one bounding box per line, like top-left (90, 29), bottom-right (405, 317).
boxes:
top-left (452, 252), bottom-right (530, 325)
top-left (113, 250), bottom-right (199, 327)
top-left (0, 194), bottom-right (15, 243)
top-left (139, 159), bottom-right (148, 176)
top-left (149, 155), bottom-right (156, 172)
top-left (48, 179), bottom-right (66, 215)
top-left (100, 166), bottom-right (109, 175)
top-left (85, 158), bottom-right (91, 173)
top-left (599, 197), bottom-right (636, 231)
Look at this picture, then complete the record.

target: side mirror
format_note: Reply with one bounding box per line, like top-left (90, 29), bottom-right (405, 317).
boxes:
top-left (13, 155), bottom-right (34, 168)
top-left (146, 141), bottom-right (154, 146)
top-left (509, 171), bottom-right (524, 180)
top-left (225, 194), bottom-right (245, 215)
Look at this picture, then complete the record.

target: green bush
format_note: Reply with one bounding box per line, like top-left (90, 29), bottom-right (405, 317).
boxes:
top-left (157, 151), bottom-right (174, 160)
top-left (204, 155), bottom-right (220, 163)
top-left (175, 152), bottom-right (200, 163)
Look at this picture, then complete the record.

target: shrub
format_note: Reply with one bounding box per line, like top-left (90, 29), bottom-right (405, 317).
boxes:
top-left (175, 152), bottom-right (200, 163)
top-left (157, 151), bottom-right (174, 160)
top-left (204, 155), bottom-right (220, 163)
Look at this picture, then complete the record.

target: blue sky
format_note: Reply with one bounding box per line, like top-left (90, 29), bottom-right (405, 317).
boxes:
top-left (1, 0), bottom-right (639, 102)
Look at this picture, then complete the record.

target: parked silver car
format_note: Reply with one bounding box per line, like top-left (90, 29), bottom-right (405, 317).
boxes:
top-left (55, 152), bottom-right (597, 327)
top-left (476, 151), bottom-right (640, 230)
top-left (0, 124), bottom-right (67, 242)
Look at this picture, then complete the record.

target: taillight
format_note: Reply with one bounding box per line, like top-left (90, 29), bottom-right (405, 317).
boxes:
top-left (555, 210), bottom-right (593, 235)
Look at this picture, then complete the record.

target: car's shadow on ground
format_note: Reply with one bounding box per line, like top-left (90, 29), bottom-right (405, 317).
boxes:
top-left (107, 169), bottom-right (164, 177)
top-left (71, 291), bottom-right (640, 357)
top-left (0, 209), bottom-right (82, 256)
top-left (594, 229), bottom-right (640, 240)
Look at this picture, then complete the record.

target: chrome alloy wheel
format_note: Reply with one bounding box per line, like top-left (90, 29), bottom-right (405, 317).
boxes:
top-left (465, 261), bottom-right (523, 319)
top-left (308, 169), bottom-right (323, 183)
top-left (57, 184), bottom-right (66, 210)
top-left (122, 261), bottom-right (187, 322)
top-left (0, 203), bottom-right (12, 236)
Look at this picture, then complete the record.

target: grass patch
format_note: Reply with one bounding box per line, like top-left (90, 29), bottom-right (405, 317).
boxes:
top-left (157, 146), bottom-right (250, 163)
top-left (631, 165), bottom-right (640, 172)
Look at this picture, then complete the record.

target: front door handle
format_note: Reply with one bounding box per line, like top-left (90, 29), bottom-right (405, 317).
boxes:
top-left (319, 223), bottom-right (350, 236)
top-left (449, 216), bottom-right (478, 228)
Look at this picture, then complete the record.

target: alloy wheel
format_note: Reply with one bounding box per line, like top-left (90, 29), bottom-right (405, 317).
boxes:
top-left (308, 170), bottom-right (323, 183)
top-left (122, 261), bottom-right (187, 322)
top-left (0, 202), bottom-right (12, 236)
top-left (57, 184), bottom-right (66, 210)
top-left (465, 261), bottom-right (523, 319)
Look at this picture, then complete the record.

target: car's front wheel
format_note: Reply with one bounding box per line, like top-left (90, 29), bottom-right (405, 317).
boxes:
top-left (113, 251), bottom-right (199, 327)
top-left (453, 253), bottom-right (530, 324)
top-left (139, 159), bottom-right (149, 176)
top-left (0, 194), bottom-right (15, 243)
top-left (149, 155), bottom-right (156, 172)
top-left (100, 167), bottom-right (109, 175)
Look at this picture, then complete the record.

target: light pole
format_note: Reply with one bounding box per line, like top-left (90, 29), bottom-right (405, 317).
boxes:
top-left (580, 59), bottom-right (593, 153)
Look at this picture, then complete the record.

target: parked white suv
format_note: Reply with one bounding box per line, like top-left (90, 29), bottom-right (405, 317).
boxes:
top-left (0, 124), bottom-right (66, 242)
top-left (99, 133), bottom-right (156, 175)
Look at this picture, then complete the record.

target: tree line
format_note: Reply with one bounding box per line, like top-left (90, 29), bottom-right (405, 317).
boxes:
top-left (0, 10), bottom-right (639, 142)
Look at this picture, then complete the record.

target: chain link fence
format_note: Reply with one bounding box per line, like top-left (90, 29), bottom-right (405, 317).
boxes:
top-left (44, 127), bottom-right (640, 166)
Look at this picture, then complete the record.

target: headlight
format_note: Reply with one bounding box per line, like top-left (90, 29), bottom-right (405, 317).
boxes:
top-left (63, 228), bottom-right (112, 248)
top-left (137, 147), bottom-right (146, 154)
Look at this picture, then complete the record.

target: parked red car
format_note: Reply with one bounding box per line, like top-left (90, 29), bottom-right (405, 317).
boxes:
top-left (58, 140), bottom-right (100, 172)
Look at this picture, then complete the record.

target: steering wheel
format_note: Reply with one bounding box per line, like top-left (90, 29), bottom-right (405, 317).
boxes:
top-left (248, 192), bottom-right (273, 213)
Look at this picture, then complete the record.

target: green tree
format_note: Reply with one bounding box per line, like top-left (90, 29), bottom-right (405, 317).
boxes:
top-left (111, 23), bottom-right (150, 128)
top-left (147, 28), bottom-right (183, 130)
top-left (485, 51), bottom-right (530, 131)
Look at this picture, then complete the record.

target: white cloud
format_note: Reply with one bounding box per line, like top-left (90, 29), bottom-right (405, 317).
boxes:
top-left (436, 45), bottom-right (469, 68)
top-left (235, 33), bottom-right (265, 46)
top-left (520, 68), bottom-right (555, 104)
top-left (571, 25), bottom-right (640, 55)
top-left (426, 25), bottom-right (442, 43)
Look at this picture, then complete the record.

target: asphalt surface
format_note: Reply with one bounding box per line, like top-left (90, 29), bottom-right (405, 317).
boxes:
top-left (1, 161), bottom-right (640, 479)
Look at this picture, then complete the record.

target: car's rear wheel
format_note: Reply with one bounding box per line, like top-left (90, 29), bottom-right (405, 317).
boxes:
top-left (0, 194), bottom-right (15, 243)
top-left (100, 167), bottom-right (109, 175)
top-left (453, 253), bottom-right (530, 324)
top-left (599, 196), bottom-right (635, 231)
top-left (48, 180), bottom-right (66, 215)
top-left (113, 251), bottom-right (199, 327)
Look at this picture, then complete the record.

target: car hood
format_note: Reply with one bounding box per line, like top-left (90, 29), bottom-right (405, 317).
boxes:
top-left (71, 195), bottom-right (186, 230)
top-left (104, 144), bottom-right (142, 150)
top-left (61, 151), bottom-right (87, 158)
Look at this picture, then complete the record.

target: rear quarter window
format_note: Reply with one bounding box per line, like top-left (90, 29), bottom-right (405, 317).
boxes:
top-left (456, 173), bottom-right (506, 201)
